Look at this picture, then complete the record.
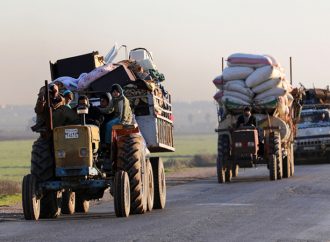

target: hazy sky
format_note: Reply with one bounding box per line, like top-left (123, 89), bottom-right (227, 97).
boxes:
top-left (0, 0), bottom-right (329, 105)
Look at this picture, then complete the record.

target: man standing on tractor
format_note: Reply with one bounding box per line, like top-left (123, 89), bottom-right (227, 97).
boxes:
top-left (236, 106), bottom-right (257, 128)
top-left (31, 83), bottom-right (65, 132)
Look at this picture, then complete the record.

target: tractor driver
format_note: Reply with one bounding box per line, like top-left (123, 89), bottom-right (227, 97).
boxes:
top-left (236, 106), bottom-right (257, 128)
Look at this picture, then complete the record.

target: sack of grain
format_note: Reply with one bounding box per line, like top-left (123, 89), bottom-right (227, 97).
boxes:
top-left (213, 75), bottom-right (225, 89)
top-left (254, 87), bottom-right (286, 101)
top-left (223, 81), bottom-right (254, 97)
top-left (251, 78), bottom-right (282, 94)
top-left (222, 66), bottom-right (254, 81)
top-left (227, 53), bottom-right (273, 68)
top-left (245, 66), bottom-right (282, 88)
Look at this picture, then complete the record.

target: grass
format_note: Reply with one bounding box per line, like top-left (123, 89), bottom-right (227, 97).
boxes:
top-left (0, 194), bottom-right (21, 206)
top-left (0, 139), bottom-right (33, 182)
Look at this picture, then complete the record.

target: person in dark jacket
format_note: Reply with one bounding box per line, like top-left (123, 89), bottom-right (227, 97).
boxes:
top-left (31, 83), bottom-right (65, 132)
top-left (103, 84), bottom-right (133, 145)
top-left (73, 95), bottom-right (103, 126)
top-left (236, 106), bottom-right (257, 128)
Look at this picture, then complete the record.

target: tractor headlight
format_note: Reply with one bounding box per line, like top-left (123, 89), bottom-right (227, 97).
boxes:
top-left (79, 148), bottom-right (88, 157)
top-left (248, 142), bottom-right (255, 147)
top-left (235, 142), bottom-right (242, 148)
top-left (57, 150), bottom-right (66, 158)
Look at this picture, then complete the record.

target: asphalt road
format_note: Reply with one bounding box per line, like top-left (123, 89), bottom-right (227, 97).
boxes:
top-left (1, 165), bottom-right (330, 242)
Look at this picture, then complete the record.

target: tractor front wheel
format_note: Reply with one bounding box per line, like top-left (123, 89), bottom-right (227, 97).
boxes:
top-left (114, 170), bottom-right (130, 217)
top-left (22, 174), bottom-right (40, 220)
top-left (61, 191), bottom-right (75, 215)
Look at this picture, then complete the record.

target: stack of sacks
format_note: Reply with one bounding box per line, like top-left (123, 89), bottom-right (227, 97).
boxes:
top-left (213, 53), bottom-right (293, 113)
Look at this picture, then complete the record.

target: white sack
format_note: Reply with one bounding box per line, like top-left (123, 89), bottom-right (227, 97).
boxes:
top-left (254, 87), bottom-right (286, 101)
top-left (77, 63), bottom-right (115, 90)
top-left (214, 90), bottom-right (252, 103)
top-left (213, 75), bottom-right (224, 89)
top-left (53, 76), bottom-right (79, 91)
top-left (246, 66), bottom-right (282, 88)
top-left (221, 95), bottom-right (250, 106)
top-left (227, 53), bottom-right (273, 68)
top-left (223, 81), bottom-right (254, 97)
top-left (222, 66), bottom-right (254, 81)
top-left (252, 78), bottom-right (282, 94)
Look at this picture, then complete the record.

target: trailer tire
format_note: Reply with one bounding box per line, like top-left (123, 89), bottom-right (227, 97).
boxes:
top-left (217, 135), bottom-right (230, 183)
top-left (117, 134), bottom-right (147, 214)
top-left (146, 160), bottom-right (154, 212)
top-left (61, 191), bottom-right (75, 215)
top-left (114, 170), bottom-right (130, 217)
top-left (151, 157), bottom-right (166, 209)
top-left (22, 174), bottom-right (40, 220)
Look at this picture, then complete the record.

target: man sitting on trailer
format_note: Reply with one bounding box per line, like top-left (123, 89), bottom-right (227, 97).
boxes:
top-left (103, 84), bottom-right (133, 146)
top-left (236, 106), bottom-right (257, 128)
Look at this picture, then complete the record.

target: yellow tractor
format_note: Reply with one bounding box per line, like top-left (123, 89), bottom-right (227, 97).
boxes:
top-left (22, 81), bottom-right (167, 220)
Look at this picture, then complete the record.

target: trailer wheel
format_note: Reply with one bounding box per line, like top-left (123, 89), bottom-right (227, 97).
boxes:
top-left (232, 164), bottom-right (239, 178)
top-left (61, 191), bottom-right (75, 215)
top-left (114, 170), bottom-right (130, 217)
top-left (75, 193), bottom-right (90, 213)
top-left (146, 160), bottom-right (154, 212)
top-left (151, 157), bottom-right (166, 209)
top-left (40, 191), bottom-right (61, 219)
top-left (117, 134), bottom-right (148, 214)
top-left (217, 135), bottom-right (230, 183)
top-left (22, 174), bottom-right (40, 220)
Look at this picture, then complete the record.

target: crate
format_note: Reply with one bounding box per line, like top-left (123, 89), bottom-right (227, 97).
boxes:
top-left (50, 52), bottom-right (103, 80)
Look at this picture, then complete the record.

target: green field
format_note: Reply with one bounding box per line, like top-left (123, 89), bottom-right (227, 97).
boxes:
top-left (0, 134), bottom-right (217, 183)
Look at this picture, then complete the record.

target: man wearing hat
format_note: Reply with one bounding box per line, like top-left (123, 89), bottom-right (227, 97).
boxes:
top-left (236, 106), bottom-right (256, 128)
top-left (63, 90), bottom-right (74, 108)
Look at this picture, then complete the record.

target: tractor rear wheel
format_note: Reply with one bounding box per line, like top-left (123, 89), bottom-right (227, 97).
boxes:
top-left (61, 191), bottom-right (75, 215)
top-left (22, 174), bottom-right (40, 220)
top-left (268, 132), bottom-right (282, 181)
top-left (40, 191), bottom-right (61, 219)
top-left (151, 157), bottom-right (166, 209)
top-left (117, 134), bottom-right (148, 214)
top-left (31, 137), bottom-right (54, 182)
top-left (146, 160), bottom-right (154, 212)
top-left (217, 135), bottom-right (230, 183)
top-left (75, 193), bottom-right (90, 213)
top-left (114, 170), bottom-right (130, 217)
